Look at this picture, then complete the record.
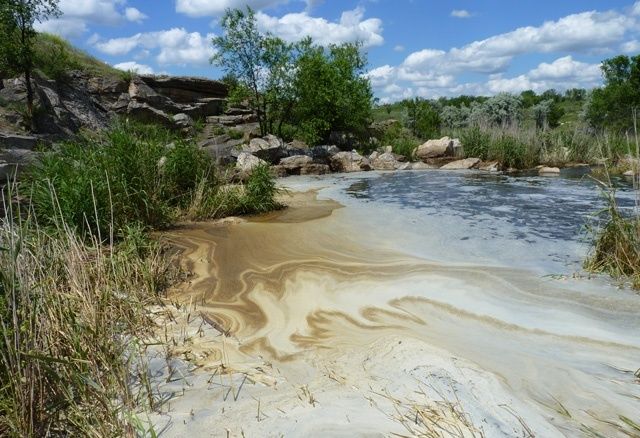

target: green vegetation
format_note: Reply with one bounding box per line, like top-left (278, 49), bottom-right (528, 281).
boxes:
top-left (33, 33), bottom-right (118, 80)
top-left (0, 0), bottom-right (61, 119)
top-left (586, 55), bottom-right (640, 132)
top-left (25, 120), bottom-right (280, 238)
top-left (1, 119), bottom-right (281, 436)
top-left (212, 7), bottom-right (373, 145)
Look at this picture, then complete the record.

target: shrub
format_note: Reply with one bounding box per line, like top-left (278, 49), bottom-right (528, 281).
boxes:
top-left (460, 126), bottom-right (491, 160)
top-left (24, 120), bottom-right (279, 238)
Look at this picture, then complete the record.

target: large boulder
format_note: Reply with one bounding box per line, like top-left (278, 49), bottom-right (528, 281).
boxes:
top-left (274, 155), bottom-right (329, 176)
top-left (440, 157), bottom-right (481, 170)
top-left (140, 75), bottom-right (228, 103)
top-left (126, 101), bottom-right (174, 127)
top-left (310, 145), bottom-right (340, 163)
top-left (242, 136), bottom-right (286, 164)
top-left (371, 152), bottom-right (407, 170)
top-left (407, 161), bottom-right (438, 170)
top-left (284, 139), bottom-right (310, 156)
top-left (128, 77), bottom-right (177, 113)
top-left (415, 137), bottom-right (455, 161)
top-left (330, 151), bottom-right (371, 173)
top-left (236, 152), bottom-right (267, 173)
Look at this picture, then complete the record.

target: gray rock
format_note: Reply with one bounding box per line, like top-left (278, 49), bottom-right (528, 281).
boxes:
top-left (127, 101), bottom-right (174, 127)
top-left (173, 113), bottom-right (193, 129)
top-left (242, 136), bottom-right (286, 164)
top-left (139, 75), bottom-right (228, 103)
top-left (311, 145), bottom-right (340, 162)
top-left (236, 152), bottom-right (267, 173)
top-left (371, 152), bottom-right (405, 170)
top-left (440, 157), bottom-right (481, 170)
top-left (279, 154), bottom-right (313, 168)
top-left (0, 132), bottom-right (38, 150)
top-left (407, 161), bottom-right (439, 170)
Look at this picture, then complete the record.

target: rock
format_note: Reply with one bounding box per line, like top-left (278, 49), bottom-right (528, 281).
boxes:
top-left (242, 137), bottom-right (286, 164)
top-left (207, 114), bottom-right (258, 126)
top-left (128, 77), bottom-right (176, 113)
top-left (284, 139), bottom-right (309, 156)
top-left (415, 137), bottom-right (454, 161)
top-left (371, 152), bottom-right (406, 171)
top-left (539, 166), bottom-right (561, 176)
top-left (300, 163), bottom-right (330, 175)
top-left (276, 155), bottom-right (328, 176)
top-left (369, 151), bottom-right (379, 161)
top-left (0, 132), bottom-right (38, 150)
top-left (173, 113), bottom-right (193, 129)
top-left (440, 157), bottom-right (481, 170)
top-left (311, 145), bottom-right (340, 162)
top-left (280, 154), bottom-right (313, 168)
top-left (478, 161), bottom-right (501, 172)
top-left (452, 138), bottom-right (464, 158)
top-left (330, 151), bottom-right (371, 173)
top-left (126, 101), bottom-right (174, 127)
top-left (407, 162), bottom-right (439, 170)
top-left (139, 75), bottom-right (228, 103)
top-left (624, 170), bottom-right (635, 177)
top-left (383, 145), bottom-right (393, 154)
top-left (236, 152), bottom-right (267, 173)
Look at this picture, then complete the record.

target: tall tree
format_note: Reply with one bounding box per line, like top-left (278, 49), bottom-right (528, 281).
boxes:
top-left (211, 7), bottom-right (297, 137)
top-left (0, 0), bottom-right (60, 124)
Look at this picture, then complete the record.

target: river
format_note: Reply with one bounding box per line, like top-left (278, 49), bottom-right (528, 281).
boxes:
top-left (154, 170), bottom-right (640, 437)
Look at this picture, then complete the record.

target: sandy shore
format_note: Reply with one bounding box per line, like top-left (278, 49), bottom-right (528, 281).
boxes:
top-left (146, 174), bottom-right (640, 437)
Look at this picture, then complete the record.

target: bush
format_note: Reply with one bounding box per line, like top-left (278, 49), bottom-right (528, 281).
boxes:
top-left (24, 120), bottom-right (279, 238)
top-left (460, 126), bottom-right (491, 160)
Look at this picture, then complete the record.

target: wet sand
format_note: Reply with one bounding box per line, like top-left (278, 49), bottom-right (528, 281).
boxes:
top-left (151, 174), bottom-right (640, 437)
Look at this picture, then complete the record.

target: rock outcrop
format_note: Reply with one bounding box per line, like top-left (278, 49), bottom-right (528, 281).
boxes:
top-left (370, 152), bottom-right (407, 170)
top-left (330, 151), bottom-right (372, 173)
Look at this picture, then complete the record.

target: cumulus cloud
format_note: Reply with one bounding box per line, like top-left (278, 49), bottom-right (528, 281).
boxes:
top-left (113, 61), bottom-right (154, 74)
top-left (36, 0), bottom-right (147, 37)
top-left (95, 28), bottom-right (215, 66)
top-left (371, 4), bottom-right (637, 101)
top-left (255, 7), bottom-right (383, 47)
top-left (451, 10), bottom-right (472, 18)
top-left (175, 0), bottom-right (288, 17)
top-left (125, 7), bottom-right (148, 23)
top-left (621, 39), bottom-right (640, 53)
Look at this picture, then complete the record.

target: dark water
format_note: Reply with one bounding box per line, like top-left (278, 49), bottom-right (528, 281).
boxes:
top-left (345, 170), bottom-right (637, 243)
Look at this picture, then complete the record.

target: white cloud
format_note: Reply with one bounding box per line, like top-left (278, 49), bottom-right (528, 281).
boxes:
top-left (36, 0), bottom-right (146, 38)
top-left (175, 0), bottom-right (288, 17)
top-left (633, 1), bottom-right (640, 16)
top-left (371, 4), bottom-right (637, 101)
top-left (451, 9), bottom-right (472, 18)
top-left (255, 7), bottom-right (383, 47)
top-left (621, 39), bottom-right (640, 53)
top-left (113, 61), bottom-right (154, 74)
top-left (95, 28), bottom-right (215, 66)
top-left (125, 7), bottom-right (148, 23)
top-left (394, 45), bottom-right (405, 52)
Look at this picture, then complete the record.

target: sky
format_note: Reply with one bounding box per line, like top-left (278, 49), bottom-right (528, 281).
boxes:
top-left (35, 0), bottom-right (640, 103)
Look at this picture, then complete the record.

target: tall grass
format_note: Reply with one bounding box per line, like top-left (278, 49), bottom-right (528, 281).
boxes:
top-left (585, 114), bottom-right (640, 289)
top-left (0, 190), bottom-right (173, 436)
top-left (25, 120), bottom-right (280, 238)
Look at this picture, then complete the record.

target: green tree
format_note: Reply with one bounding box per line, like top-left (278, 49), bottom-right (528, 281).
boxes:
top-left (211, 7), bottom-right (297, 136)
top-left (586, 55), bottom-right (640, 132)
top-left (0, 0), bottom-right (60, 123)
top-left (532, 99), bottom-right (565, 130)
top-left (405, 98), bottom-right (440, 139)
top-left (292, 42), bottom-right (373, 144)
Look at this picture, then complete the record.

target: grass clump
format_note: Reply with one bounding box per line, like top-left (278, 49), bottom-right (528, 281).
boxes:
top-left (0, 199), bottom-right (173, 436)
top-left (585, 188), bottom-right (640, 288)
top-left (25, 120), bottom-right (280, 238)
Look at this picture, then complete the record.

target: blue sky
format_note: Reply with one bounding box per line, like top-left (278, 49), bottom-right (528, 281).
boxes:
top-left (36, 0), bottom-right (640, 102)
